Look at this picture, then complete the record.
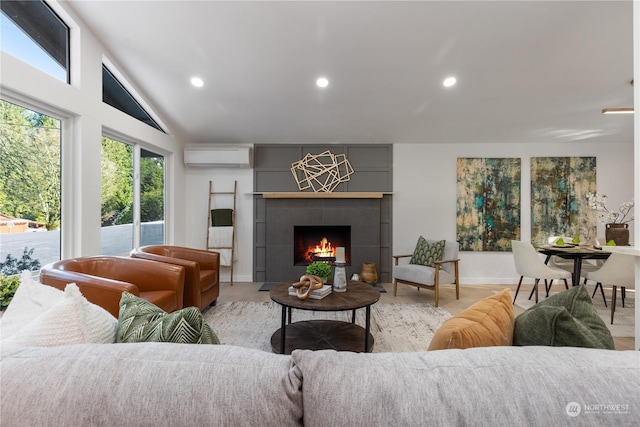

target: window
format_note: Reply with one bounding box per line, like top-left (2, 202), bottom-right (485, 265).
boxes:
top-left (0, 99), bottom-right (62, 273)
top-left (102, 65), bottom-right (164, 132)
top-left (101, 137), bottom-right (165, 255)
top-left (101, 136), bottom-right (134, 255)
top-left (0, 0), bottom-right (69, 83)
top-left (140, 149), bottom-right (165, 246)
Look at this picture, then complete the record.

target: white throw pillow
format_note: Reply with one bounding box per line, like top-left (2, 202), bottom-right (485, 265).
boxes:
top-left (0, 271), bottom-right (63, 339)
top-left (0, 271), bottom-right (117, 347)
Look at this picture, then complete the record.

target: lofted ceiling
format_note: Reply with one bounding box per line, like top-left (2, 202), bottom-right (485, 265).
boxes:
top-left (66, 0), bottom-right (634, 145)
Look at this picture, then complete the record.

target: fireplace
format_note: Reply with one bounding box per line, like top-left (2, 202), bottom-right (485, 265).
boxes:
top-left (252, 144), bottom-right (392, 283)
top-left (255, 197), bottom-right (390, 283)
top-left (293, 225), bottom-right (351, 265)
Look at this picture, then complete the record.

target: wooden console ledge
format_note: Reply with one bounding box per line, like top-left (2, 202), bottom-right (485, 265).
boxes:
top-left (260, 192), bottom-right (385, 199)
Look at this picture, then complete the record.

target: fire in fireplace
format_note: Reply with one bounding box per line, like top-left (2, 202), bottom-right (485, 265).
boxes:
top-left (293, 225), bottom-right (351, 266)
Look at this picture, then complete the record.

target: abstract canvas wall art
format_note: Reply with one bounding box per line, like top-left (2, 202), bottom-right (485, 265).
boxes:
top-left (530, 157), bottom-right (596, 246)
top-left (456, 158), bottom-right (521, 251)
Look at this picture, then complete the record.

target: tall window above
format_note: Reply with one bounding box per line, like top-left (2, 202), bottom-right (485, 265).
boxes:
top-left (0, 0), bottom-right (69, 83)
top-left (102, 65), bottom-right (164, 132)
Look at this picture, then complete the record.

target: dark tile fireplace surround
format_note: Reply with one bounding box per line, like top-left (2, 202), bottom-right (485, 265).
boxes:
top-left (253, 144), bottom-right (393, 283)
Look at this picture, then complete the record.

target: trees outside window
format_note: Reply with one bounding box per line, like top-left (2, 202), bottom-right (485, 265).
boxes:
top-left (140, 149), bottom-right (165, 246)
top-left (0, 99), bottom-right (61, 268)
top-left (101, 137), bottom-right (165, 255)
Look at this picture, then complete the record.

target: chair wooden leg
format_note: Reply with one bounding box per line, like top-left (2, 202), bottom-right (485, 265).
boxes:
top-left (454, 262), bottom-right (460, 300)
top-left (434, 267), bottom-right (440, 307)
top-left (545, 280), bottom-right (551, 297)
top-left (592, 282), bottom-right (607, 307)
top-left (621, 286), bottom-right (626, 308)
top-left (393, 279), bottom-right (398, 296)
top-left (528, 280), bottom-right (536, 300)
top-left (513, 276), bottom-right (524, 304)
top-left (611, 285), bottom-right (617, 324)
top-left (545, 279), bottom-right (555, 297)
top-left (563, 279), bottom-right (569, 290)
top-left (529, 279), bottom-right (540, 303)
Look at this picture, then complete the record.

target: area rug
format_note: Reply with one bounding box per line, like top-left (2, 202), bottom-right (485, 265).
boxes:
top-left (512, 289), bottom-right (635, 338)
top-left (203, 301), bottom-right (450, 353)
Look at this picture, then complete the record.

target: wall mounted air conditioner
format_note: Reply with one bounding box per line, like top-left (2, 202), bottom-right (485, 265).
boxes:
top-left (184, 146), bottom-right (252, 168)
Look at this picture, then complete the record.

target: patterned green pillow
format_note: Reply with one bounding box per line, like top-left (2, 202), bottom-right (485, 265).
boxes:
top-left (117, 292), bottom-right (220, 344)
top-left (409, 237), bottom-right (446, 268)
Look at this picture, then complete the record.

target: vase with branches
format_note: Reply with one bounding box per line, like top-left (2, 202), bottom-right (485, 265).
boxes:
top-left (586, 192), bottom-right (634, 224)
top-left (587, 192), bottom-right (634, 245)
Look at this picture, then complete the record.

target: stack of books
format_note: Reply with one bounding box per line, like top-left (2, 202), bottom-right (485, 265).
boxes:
top-left (288, 284), bottom-right (332, 300)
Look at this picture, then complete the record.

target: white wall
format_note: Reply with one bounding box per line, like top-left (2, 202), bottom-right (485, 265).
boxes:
top-left (393, 142), bottom-right (635, 285)
top-left (181, 141), bottom-right (634, 285)
top-left (183, 168), bottom-right (254, 282)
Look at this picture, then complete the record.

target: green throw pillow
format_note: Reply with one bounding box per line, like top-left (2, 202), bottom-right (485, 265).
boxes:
top-left (117, 292), bottom-right (219, 344)
top-left (513, 285), bottom-right (614, 349)
top-left (409, 237), bottom-right (446, 268)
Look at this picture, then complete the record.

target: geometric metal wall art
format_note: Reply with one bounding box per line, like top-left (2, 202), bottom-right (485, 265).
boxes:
top-left (456, 157), bottom-right (521, 252)
top-left (291, 150), bottom-right (354, 193)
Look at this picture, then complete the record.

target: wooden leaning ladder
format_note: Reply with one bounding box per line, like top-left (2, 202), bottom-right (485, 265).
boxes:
top-left (206, 180), bottom-right (237, 285)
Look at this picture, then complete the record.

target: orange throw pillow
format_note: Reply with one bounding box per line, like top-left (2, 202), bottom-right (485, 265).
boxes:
top-left (428, 288), bottom-right (514, 350)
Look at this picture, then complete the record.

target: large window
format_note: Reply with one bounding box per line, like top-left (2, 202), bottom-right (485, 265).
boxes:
top-left (140, 149), bottom-right (165, 246)
top-left (0, 0), bottom-right (69, 83)
top-left (0, 99), bottom-right (62, 273)
top-left (101, 137), bottom-right (134, 255)
top-left (101, 137), bottom-right (165, 255)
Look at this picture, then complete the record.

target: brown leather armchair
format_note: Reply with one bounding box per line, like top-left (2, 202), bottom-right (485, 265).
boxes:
top-left (40, 256), bottom-right (185, 318)
top-left (130, 245), bottom-right (220, 311)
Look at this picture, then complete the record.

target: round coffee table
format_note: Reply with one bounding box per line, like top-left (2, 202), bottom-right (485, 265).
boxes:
top-left (269, 281), bottom-right (380, 354)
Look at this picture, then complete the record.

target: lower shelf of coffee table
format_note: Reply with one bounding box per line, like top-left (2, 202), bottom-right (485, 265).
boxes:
top-left (271, 319), bottom-right (374, 355)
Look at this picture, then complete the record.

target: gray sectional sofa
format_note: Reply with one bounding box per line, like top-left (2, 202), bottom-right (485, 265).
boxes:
top-left (1, 343), bottom-right (639, 426)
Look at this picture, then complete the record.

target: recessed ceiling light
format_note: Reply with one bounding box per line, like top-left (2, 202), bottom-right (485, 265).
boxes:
top-left (190, 77), bottom-right (204, 88)
top-left (316, 77), bottom-right (329, 88)
top-left (443, 76), bottom-right (456, 87)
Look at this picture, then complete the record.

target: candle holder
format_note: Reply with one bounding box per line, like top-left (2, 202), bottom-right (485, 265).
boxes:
top-left (333, 261), bottom-right (347, 292)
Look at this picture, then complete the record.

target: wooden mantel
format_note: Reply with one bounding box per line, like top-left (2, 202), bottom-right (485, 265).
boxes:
top-left (257, 192), bottom-right (387, 199)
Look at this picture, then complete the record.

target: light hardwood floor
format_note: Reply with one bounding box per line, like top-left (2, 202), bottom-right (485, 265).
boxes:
top-left (215, 281), bottom-right (635, 351)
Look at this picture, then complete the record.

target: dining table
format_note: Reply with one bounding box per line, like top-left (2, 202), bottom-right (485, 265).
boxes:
top-left (537, 245), bottom-right (610, 287)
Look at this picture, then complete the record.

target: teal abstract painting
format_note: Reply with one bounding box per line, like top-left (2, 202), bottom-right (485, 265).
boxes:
top-left (530, 157), bottom-right (596, 246)
top-left (457, 158), bottom-right (521, 251)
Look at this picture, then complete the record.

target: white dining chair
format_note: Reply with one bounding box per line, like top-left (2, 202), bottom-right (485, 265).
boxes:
top-left (584, 252), bottom-right (635, 324)
top-left (511, 240), bottom-right (571, 304)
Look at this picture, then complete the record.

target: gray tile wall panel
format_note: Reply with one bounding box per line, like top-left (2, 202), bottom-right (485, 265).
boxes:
top-left (254, 146), bottom-right (301, 168)
top-left (346, 145), bottom-right (392, 169)
top-left (346, 171), bottom-right (392, 192)
top-left (255, 171), bottom-right (298, 192)
top-left (253, 144), bottom-right (392, 282)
